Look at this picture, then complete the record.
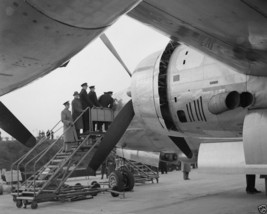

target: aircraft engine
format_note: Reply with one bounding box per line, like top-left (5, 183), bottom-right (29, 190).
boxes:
top-left (131, 41), bottom-right (256, 138)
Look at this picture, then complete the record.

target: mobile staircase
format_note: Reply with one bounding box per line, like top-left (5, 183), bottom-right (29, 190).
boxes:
top-left (11, 107), bottom-right (122, 209)
top-left (117, 157), bottom-right (159, 184)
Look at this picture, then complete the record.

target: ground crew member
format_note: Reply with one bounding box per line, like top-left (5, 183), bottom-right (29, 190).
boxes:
top-left (71, 91), bottom-right (83, 138)
top-left (246, 174), bottom-right (261, 194)
top-left (106, 151), bottom-right (116, 176)
top-left (79, 83), bottom-right (93, 133)
top-left (181, 162), bottom-right (191, 180)
top-left (101, 160), bottom-right (107, 180)
top-left (159, 160), bottom-right (168, 174)
top-left (61, 101), bottom-right (78, 152)
top-left (98, 91), bottom-right (114, 131)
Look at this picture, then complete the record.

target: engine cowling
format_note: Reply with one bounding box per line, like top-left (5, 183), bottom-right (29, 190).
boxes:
top-left (131, 42), bottom-right (181, 137)
top-left (131, 41), bottom-right (258, 138)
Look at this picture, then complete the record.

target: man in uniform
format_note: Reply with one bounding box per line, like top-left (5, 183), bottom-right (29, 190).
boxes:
top-left (98, 91), bottom-right (114, 108)
top-left (88, 86), bottom-right (100, 131)
top-left (61, 101), bottom-right (77, 152)
top-left (71, 91), bottom-right (83, 138)
top-left (98, 91), bottom-right (114, 131)
top-left (88, 86), bottom-right (100, 107)
top-left (181, 162), bottom-right (191, 180)
top-left (79, 83), bottom-right (93, 133)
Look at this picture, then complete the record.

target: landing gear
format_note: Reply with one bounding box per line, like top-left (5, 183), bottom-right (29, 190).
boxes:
top-left (108, 169), bottom-right (135, 192)
top-left (108, 170), bottom-right (124, 191)
top-left (110, 186), bottom-right (120, 197)
top-left (120, 168), bottom-right (134, 191)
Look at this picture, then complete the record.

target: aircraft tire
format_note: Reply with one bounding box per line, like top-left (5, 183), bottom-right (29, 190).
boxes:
top-left (108, 170), bottom-right (124, 191)
top-left (120, 168), bottom-right (135, 191)
top-left (110, 186), bottom-right (120, 197)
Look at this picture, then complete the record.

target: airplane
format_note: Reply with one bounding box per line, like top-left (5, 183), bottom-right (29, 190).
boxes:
top-left (1, 0), bottom-right (267, 192)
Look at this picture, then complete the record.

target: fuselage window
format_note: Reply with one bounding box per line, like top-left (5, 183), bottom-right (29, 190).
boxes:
top-left (177, 110), bottom-right (187, 123)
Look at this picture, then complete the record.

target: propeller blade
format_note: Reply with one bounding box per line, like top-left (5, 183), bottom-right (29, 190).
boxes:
top-left (0, 102), bottom-right (36, 147)
top-left (168, 136), bottom-right (193, 159)
top-left (88, 100), bottom-right (134, 171)
top-left (100, 33), bottom-right (132, 77)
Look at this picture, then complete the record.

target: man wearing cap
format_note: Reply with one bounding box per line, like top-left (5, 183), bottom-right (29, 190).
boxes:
top-left (71, 91), bottom-right (83, 138)
top-left (79, 83), bottom-right (93, 133)
top-left (88, 86), bottom-right (100, 131)
top-left (88, 86), bottom-right (100, 107)
top-left (98, 91), bottom-right (114, 108)
top-left (98, 91), bottom-right (114, 131)
top-left (61, 101), bottom-right (78, 152)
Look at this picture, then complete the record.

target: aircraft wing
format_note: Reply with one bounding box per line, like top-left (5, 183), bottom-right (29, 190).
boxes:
top-left (0, 0), bottom-right (141, 96)
top-left (129, 0), bottom-right (267, 76)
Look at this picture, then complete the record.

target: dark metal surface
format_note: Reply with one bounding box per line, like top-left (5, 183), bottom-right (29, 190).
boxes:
top-left (0, 102), bottom-right (36, 147)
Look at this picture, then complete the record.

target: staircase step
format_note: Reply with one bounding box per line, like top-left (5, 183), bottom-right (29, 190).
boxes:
top-left (21, 191), bottom-right (36, 194)
top-left (57, 152), bottom-right (72, 156)
top-left (35, 180), bottom-right (46, 183)
top-left (27, 188), bottom-right (41, 191)
top-left (51, 159), bottom-right (64, 163)
top-left (55, 156), bottom-right (68, 159)
top-left (42, 190), bottom-right (55, 193)
top-left (17, 196), bottom-right (35, 200)
top-left (79, 146), bottom-right (92, 150)
top-left (48, 165), bottom-right (59, 168)
top-left (44, 172), bottom-right (54, 176)
top-left (11, 192), bottom-right (22, 196)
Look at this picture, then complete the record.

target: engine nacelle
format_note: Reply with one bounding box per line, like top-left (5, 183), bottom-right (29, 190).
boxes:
top-left (131, 41), bottom-right (253, 138)
top-left (131, 40), bottom-right (267, 140)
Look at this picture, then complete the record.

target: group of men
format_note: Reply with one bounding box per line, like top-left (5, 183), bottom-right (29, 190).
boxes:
top-left (61, 82), bottom-right (114, 151)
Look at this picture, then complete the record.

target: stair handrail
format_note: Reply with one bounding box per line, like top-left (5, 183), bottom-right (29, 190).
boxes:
top-left (23, 120), bottom-right (65, 177)
top-left (32, 107), bottom-right (89, 191)
top-left (14, 119), bottom-right (62, 171)
top-left (11, 119), bottom-right (62, 193)
top-left (11, 136), bottom-right (48, 193)
top-left (136, 162), bottom-right (158, 175)
top-left (22, 144), bottom-right (56, 186)
top-left (37, 134), bottom-right (91, 194)
top-left (55, 136), bottom-right (103, 192)
top-left (124, 159), bottom-right (152, 178)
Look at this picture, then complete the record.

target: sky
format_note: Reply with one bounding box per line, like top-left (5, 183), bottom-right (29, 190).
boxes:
top-left (0, 16), bottom-right (169, 138)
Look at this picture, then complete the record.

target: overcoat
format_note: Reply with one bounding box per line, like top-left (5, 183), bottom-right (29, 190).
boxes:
top-left (88, 91), bottom-right (100, 107)
top-left (181, 162), bottom-right (191, 172)
top-left (61, 108), bottom-right (77, 142)
top-left (80, 88), bottom-right (93, 109)
top-left (98, 94), bottom-right (114, 108)
top-left (71, 98), bottom-right (83, 129)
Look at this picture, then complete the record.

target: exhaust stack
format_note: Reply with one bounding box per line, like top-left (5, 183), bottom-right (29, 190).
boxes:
top-left (208, 91), bottom-right (240, 115)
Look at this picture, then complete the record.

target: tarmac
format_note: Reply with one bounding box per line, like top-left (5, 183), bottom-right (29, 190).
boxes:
top-left (0, 170), bottom-right (266, 214)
